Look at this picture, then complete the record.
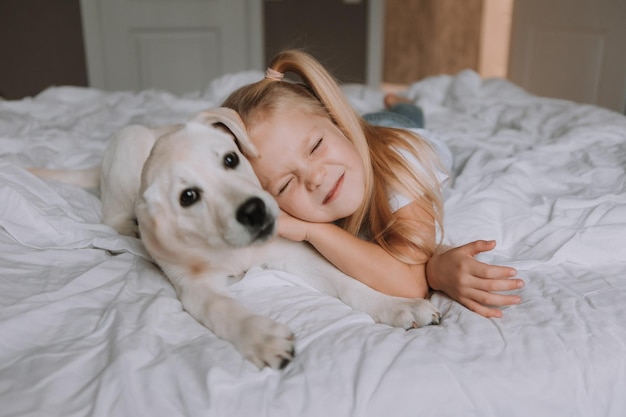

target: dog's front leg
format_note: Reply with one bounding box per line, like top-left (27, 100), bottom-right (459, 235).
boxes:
top-left (171, 272), bottom-right (295, 370)
top-left (271, 241), bottom-right (442, 329)
top-left (329, 276), bottom-right (442, 329)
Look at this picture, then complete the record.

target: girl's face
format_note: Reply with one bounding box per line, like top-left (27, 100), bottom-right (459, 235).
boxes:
top-left (248, 108), bottom-right (366, 223)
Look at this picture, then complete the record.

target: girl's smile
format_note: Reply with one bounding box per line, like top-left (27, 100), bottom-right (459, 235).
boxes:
top-left (248, 107), bottom-right (366, 223)
top-left (323, 173), bottom-right (344, 205)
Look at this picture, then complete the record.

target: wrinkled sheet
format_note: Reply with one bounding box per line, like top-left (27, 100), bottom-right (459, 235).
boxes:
top-left (1, 70), bottom-right (625, 417)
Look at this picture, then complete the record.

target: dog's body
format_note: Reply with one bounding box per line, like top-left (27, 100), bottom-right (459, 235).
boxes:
top-left (30, 108), bottom-right (441, 369)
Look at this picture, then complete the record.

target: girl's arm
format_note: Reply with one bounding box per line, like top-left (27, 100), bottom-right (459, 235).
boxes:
top-left (280, 208), bottom-right (525, 317)
top-left (277, 203), bottom-right (432, 299)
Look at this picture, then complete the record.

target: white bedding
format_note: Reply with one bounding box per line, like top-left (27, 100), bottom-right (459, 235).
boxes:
top-left (1, 70), bottom-right (625, 417)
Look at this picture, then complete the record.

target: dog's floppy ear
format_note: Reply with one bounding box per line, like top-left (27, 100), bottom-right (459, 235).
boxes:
top-left (136, 182), bottom-right (167, 233)
top-left (136, 182), bottom-right (176, 258)
top-left (190, 107), bottom-right (259, 158)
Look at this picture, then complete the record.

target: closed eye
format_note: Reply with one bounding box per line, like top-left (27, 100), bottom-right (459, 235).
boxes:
top-left (311, 138), bottom-right (323, 154)
top-left (277, 178), bottom-right (293, 196)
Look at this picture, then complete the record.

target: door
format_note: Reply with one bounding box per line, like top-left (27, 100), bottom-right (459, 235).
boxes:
top-left (508, 0), bottom-right (626, 113)
top-left (79, 0), bottom-right (263, 94)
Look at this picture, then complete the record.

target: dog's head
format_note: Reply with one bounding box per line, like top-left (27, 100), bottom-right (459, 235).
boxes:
top-left (135, 108), bottom-right (279, 263)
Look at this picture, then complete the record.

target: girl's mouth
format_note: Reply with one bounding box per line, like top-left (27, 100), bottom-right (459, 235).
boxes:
top-left (323, 174), bottom-right (344, 205)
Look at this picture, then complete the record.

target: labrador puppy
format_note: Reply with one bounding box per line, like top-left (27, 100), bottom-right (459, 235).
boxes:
top-left (31, 108), bottom-right (442, 370)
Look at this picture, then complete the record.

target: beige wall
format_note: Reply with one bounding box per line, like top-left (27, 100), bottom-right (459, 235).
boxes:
top-left (479, 0), bottom-right (514, 79)
top-left (383, 0), bottom-right (484, 84)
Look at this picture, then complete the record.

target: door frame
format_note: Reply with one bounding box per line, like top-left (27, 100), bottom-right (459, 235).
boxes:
top-left (367, 0), bottom-right (384, 87)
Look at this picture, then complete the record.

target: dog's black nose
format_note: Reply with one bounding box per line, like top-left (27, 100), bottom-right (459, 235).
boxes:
top-left (236, 197), bottom-right (267, 227)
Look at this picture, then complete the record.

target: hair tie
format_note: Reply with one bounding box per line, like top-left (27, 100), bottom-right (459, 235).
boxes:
top-left (264, 68), bottom-right (284, 81)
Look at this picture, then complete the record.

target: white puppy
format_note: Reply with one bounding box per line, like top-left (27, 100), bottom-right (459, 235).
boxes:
top-left (31, 108), bottom-right (442, 370)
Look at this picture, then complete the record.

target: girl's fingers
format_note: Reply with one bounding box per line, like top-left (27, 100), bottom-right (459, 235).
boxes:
top-left (471, 259), bottom-right (518, 280)
top-left (464, 240), bottom-right (519, 280)
top-left (467, 287), bottom-right (522, 307)
top-left (459, 296), bottom-right (504, 319)
top-left (463, 239), bottom-right (497, 257)
top-left (471, 273), bottom-right (524, 292)
top-left (450, 240), bottom-right (525, 318)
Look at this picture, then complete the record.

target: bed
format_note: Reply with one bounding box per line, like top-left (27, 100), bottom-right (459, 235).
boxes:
top-left (1, 69), bottom-right (625, 417)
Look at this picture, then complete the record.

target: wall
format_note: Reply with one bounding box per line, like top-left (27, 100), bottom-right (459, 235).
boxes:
top-left (383, 0), bottom-right (484, 84)
top-left (263, 0), bottom-right (368, 83)
top-left (479, 0), bottom-right (513, 79)
top-left (4, 0), bottom-right (621, 112)
top-left (0, 0), bottom-right (87, 99)
top-left (1, 0), bottom-right (367, 98)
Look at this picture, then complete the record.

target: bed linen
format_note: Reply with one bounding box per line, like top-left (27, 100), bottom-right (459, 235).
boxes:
top-left (1, 70), bottom-right (625, 417)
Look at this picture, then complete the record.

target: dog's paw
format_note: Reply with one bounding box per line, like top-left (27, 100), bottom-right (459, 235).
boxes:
top-left (237, 315), bottom-right (295, 370)
top-left (375, 298), bottom-right (442, 329)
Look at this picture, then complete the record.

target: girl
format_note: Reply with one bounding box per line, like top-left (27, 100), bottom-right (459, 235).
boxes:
top-left (222, 50), bottom-right (523, 318)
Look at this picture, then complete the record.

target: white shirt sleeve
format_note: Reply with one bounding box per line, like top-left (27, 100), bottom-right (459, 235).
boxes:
top-left (387, 129), bottom-right (452, 212)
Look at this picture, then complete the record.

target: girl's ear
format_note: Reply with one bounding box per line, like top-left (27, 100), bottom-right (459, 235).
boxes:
top-left (189, 107), bottom-right (259, 158)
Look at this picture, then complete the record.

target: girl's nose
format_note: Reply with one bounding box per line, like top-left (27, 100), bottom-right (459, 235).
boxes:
top-left (305, 164), bottom-right (325, 191)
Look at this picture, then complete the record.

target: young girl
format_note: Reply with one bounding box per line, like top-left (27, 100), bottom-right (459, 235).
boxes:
top-left (222, 50), bottom-right (523, 318)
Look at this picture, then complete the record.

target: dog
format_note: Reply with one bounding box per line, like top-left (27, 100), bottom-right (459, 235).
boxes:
top-left (30, 108), bottom-right (442, 369)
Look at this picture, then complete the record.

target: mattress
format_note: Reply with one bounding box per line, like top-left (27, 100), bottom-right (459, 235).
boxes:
top-left (1, 69), bottom-right (625, 416)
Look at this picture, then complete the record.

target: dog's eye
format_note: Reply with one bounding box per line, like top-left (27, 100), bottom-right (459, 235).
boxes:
top-left (223, 152), bottom-right (239, 169)
top-left (179, 188), bottom-right (201, 207)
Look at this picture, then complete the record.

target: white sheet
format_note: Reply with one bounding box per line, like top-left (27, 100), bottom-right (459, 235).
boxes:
top-left (1, 70), bottom-right (625, 417)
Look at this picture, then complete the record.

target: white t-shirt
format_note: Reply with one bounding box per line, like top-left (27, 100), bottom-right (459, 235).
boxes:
top-left (387, 128), bottom-right (452, 212)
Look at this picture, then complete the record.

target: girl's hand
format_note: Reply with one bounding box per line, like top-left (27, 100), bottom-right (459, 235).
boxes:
top-left (277, 210), bottom-right (310, 242)
top-left (426, 240), bottom-right (524, 318)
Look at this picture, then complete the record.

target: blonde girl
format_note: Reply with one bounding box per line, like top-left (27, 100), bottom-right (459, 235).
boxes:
top-left (223, 49), bottom-right (523, 318)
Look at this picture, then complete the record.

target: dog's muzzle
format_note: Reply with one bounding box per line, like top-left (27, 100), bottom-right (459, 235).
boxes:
top-left (236, 197), bottom-right (276, 241)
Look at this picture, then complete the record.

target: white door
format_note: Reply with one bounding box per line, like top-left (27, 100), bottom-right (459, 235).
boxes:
top-left (508, 0), bottom-right (626, 113)
top-left (79, 0), bottom-right (263, 95)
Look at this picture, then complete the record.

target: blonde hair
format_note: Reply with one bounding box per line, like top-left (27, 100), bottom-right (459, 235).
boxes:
top-left (222, 50), bottom-right (444, 264)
